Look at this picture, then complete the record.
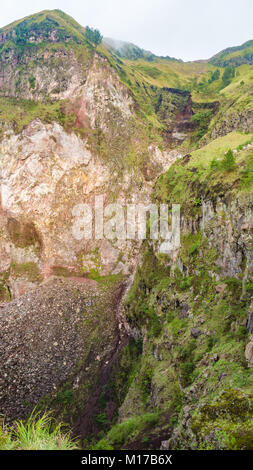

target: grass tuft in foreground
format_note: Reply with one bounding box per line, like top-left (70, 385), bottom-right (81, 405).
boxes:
top-left (0, 411), bottom-right (77, 450)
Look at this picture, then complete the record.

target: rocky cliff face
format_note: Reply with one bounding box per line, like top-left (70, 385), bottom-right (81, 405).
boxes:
top-left (209, 110), bottom-right (253, 140)
top-left (0, 38), bottom-right (178, 299)
top-left (0, 44), bottom-right (88, 101)
top-left (0, 118), bottom-right (176, 298)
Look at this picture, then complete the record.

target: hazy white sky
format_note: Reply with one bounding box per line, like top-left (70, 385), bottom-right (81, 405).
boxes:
top-left (1, 0), bottom-right (253, 61)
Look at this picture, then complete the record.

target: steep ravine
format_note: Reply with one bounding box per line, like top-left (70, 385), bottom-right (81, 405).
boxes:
top-left (72, 280), bottom-right (130, 440)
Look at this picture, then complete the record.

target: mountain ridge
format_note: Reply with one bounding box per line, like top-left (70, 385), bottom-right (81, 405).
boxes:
top-left (1, 9), bottom-right (252, 65)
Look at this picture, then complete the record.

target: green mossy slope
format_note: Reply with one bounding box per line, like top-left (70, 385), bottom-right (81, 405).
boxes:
top-left (95, 134), bottom-right (253, 450)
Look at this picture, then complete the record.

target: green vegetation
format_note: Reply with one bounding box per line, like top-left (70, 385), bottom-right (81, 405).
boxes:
top-left (0, 282), bottom-right (11, 301)
top-left (205, 64), bottom-right (253, 140)
top-left (208, 69), bottom-right (220, 83)
top-left (85, 26), bottom-right (102, 45)
top-left (210, 148), bottom-right (237, 172)
top-left (239, 153), bottom-right (253, 190)
top-left (191, 110), bottom-right (213, 140)
top-left (115, 223), bottom-right (253, 448)
top-left (0, 9), bottom-right (90, 46)
top-left (191, 390), bottom-right (253, 450)
top-left (10, 262), bottom-right (42, 282)
top-left (28, 76), bottom-right (36, 89)
top-left (0, 412), bottom-right (77, 450)
top-left (87, 272), bottom-right (125, 285)
top-left (92, 412), bottom-right (160, 450)
top-left (55, 383), bottom-right (74, 406)
top-left (222, 66), bottom-right (236, 88)
top-left (210, 40), bottom-right (253, 67)
top-left (155, 132), bottom-right (253, 211)
top-left (220, 148), bottom-right (237, 171)
top-left (0, 97), bottom-right (78, 138)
